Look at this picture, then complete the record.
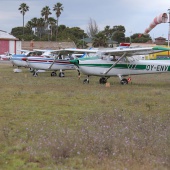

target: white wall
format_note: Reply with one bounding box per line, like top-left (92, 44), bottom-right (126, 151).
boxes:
top-left (9, 40), bottom-right (21, 54)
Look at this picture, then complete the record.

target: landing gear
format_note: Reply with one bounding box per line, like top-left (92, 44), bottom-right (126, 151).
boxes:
top-left (120, 78), bottom-right (128, 85)
top-left (118, 75), bottom-right (130, 85)
top-left (77, 69), bottom-right (81, 79)
top-left (33, 71), bottom-right (38, 77)
top-left (29, 68), bottom-right (34, 72)
top-left (83, 75), bottom-right (89, 84)
top-left (51, 71), bottom-right (57, 77)
top-left (83, 79), bottom-right (89, 84)
top-left (99, 77), bottom-right (107, 84)
top-left (59, 72), bottom-right (65, 77)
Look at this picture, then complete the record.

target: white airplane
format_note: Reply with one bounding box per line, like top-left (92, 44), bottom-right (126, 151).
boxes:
top-left (11, 50), bottom-right (32, 67)
top-left (22, 48), bottom-right (99, 77)
top-left (10, 50), bottom-right (51, 72)
top-left (0, 52), bottom-right (12, 61)
top-left (22, 56), bottom-right (76, 77)
top-left (68, 46), bottom-right (170, 85)
top-left (21, 45), bottom-right (160, 78)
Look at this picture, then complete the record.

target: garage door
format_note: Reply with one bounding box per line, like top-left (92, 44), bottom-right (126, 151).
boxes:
top-left (0, 40), bottom-right (9, 54)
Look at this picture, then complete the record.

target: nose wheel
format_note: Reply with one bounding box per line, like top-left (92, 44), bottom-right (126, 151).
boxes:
top-left (83, 79), bottom-right (89, 84)
top-left (99, 77), bottom-right (107, 84)
top-left (59, 72), bottom-right (65, 77)
top-left (83, 75), bottom-right (89, 84)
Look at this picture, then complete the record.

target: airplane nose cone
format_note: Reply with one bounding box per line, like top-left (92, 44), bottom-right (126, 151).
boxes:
top-left (22, 57), bottom-right (27, 61)
top-left (69, 59), bottom-right (79, 65)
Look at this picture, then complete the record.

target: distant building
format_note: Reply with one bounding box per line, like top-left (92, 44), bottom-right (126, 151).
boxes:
top-left (154, 36), bottom-right (166, 45)
top-left (0, 30), bottom-right (21, 54)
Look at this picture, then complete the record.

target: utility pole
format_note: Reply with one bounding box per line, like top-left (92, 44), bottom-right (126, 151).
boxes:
top-left (168, 8), bottom-right (170, 47)
top-left (167, 8), bottom-right (170, 58)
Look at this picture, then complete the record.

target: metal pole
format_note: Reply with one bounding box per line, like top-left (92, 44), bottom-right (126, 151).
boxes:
top-left (167, 9), bottom-right (170, 58)
top-left (168, 8), bottom-right (170, 48)
top-left (129, 31), bottom-right (132, 44)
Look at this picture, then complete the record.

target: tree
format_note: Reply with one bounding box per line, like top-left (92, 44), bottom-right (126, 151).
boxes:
top-left (26, 21), bottom-right (33, 32)
top-left (11, 26), bottom-right (34, 40)
top-left (53, 2), bottom-right (64, 41)
top-left (86, 18), bottom-right (99, 38)
top-left (48, 17), bottom-right (57, 40)
top-left (131, 33), bottom-right (152, 43)
top-left (41, 6), bottom-right (52, 40)
top-left (30, 17), bottom-right (38, 35)
top-left (18, 3), bottom-right (29, 37)
top-left (92, 32), bottom-right (108, 47)
top-left (36, 18), bottom-right (45, 39)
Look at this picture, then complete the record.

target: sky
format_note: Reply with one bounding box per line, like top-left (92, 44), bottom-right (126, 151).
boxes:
top-left (0, 0), bottom-right (170, 40)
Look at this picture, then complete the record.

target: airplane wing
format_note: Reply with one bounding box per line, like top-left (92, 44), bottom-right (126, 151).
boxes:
top-left (63, 48), bottom-right (98, 53)
top-left (98, 47), bottom-right (153, 56)
top-left (98, 46), bottom-right (170, 56)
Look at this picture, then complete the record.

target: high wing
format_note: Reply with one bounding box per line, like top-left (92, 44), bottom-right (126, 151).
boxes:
top-left (97, 47), bottom-right (153, 56)
top-left (61, 46), bottom-right (160, 57)
top-left (63, 48), bottom-right (98, 53)
top-left (93, 46), bottom-right (170, 56)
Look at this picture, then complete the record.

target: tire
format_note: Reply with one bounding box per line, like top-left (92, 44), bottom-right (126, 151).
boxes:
top-left (99, 77), bottom-right (107, 84)
top-left (33, 72), bottom-right (38, 77)
top-left (59, 72), bottom-right (65, 77)
top-left (83, 79), bottom-right (89, 84)
top-left (51, 72), bottom-right (56, 77)
top-left (120, 78), bottom-right (128, 85)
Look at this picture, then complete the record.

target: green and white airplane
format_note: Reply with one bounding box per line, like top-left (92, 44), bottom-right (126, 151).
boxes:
top-left (68, 46), bottom-right (170, 85)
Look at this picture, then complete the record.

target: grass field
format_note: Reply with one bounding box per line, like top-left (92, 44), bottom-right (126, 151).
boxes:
top-left (0, 61), bottom-right (169, 170)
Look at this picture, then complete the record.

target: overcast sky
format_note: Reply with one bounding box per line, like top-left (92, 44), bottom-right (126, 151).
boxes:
top-left (0, 0), bottom-right (170, 39)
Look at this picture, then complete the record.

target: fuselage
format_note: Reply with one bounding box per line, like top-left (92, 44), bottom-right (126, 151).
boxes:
top-left (10, 51), bottom-right (44, 67)
top-left (25, 57), bottom-right (75, 70)
top-left (10, 54), bottom-right (28, 67)
top-left (77, 58), bottom-right (170, 77)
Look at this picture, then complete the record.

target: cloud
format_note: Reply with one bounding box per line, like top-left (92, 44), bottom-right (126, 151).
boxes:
top-left (0, 0), bottom-right (169, 39)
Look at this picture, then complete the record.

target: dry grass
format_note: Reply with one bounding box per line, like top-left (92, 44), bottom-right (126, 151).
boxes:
top-left (0, 61), bottom-right (170, 170)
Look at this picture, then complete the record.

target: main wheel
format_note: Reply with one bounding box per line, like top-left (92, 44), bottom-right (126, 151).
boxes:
top-left (99, 77), bottom-right (107, 84)
top-left (120, 78), bottom-right (128, 85)
top-left (51, 71), bottom-right (57, 76)
top-left (33, 71), bottom-right (38, 77)
top-left (29, 68), bottom-right (34, 72)
top-left (59, 72), bottom-right (65, 77)
top-left (83, 79), bottom-right (89, 84)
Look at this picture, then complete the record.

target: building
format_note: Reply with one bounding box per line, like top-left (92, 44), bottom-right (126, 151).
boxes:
top-left (154, 37), bottom-right (166, 45)
top-left (0, 30), bottom-right (21, 54)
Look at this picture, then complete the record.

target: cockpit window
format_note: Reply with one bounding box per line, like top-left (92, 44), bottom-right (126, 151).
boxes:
top-left (97, 52), bottom-right (110, 60)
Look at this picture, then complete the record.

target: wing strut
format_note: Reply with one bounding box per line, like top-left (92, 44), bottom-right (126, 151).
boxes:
top-left (104, 52), bottom-right (127, 75)
top-left (48, 52), bottom-right (60, 70)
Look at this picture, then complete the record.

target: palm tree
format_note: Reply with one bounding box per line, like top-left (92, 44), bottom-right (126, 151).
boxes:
top-left (26, 21), bottom-right (33, 32)
top-left (48, 17), bottom-right (57, 39)
top-left (53, 2), bottom-right (63, 41)
top-left (41, 6), bottom-right (52, 40)
top-left (18, 3), bottom-right (29, 37)
top-left (37, 18), bottom-right (45, 39)
top-left (31, 17), bottom-right (38, 35)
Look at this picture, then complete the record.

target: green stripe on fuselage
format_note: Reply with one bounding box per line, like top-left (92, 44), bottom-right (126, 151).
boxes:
top-left (79, 63), bottom-right (147, 70)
